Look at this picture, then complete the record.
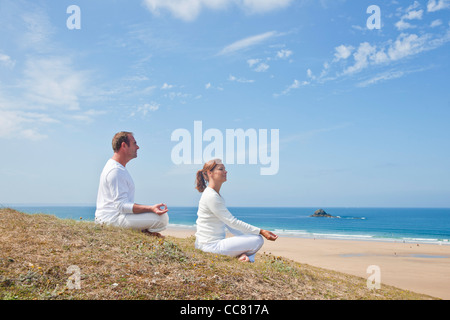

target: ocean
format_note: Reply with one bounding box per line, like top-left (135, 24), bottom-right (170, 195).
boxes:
top-left (5, 205), bottom-right (450, 245)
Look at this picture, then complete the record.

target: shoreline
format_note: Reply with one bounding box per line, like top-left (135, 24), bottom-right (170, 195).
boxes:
top-left (167, 223), bottom-right (450, 246)
top-left (163, 226), bottom-right (450, 300)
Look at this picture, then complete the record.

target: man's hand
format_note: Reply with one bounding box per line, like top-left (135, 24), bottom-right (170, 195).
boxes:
top-left (132, 203), bottom-right (169, 214)
top-left (151, 203), bottom-right (168, 215)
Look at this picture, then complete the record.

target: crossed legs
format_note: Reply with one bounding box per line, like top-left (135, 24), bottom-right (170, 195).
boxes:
top-left (118, 212), bottom-right (169, 236)
top-left (197, 234), bottom-right (264, 262)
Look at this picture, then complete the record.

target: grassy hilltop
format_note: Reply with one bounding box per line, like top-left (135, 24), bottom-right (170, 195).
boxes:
top-left (0, 208), bottom-right (436, 300)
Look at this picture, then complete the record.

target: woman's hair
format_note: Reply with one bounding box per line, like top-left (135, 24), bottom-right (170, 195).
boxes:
top-left (195, 159), bottom-right (223, 192)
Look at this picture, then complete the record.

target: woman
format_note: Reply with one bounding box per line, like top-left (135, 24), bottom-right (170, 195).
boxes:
top-left (194, 159), bottom-right (278, 262)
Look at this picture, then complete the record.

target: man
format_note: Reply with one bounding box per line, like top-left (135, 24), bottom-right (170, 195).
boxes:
top-left (95, 131), bottom-right (169, 237)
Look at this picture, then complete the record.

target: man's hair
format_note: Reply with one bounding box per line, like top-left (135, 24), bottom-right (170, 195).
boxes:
top-left (112, 131), bottom-right (133, 152)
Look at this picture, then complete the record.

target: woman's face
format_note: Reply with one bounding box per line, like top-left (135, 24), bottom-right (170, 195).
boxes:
top-left (209, 163), bottom-right (227, 183)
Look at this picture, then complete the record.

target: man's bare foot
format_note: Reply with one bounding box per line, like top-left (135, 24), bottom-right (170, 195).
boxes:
top-left (238, 254), bottom-right (250, 262)
top-left (142, 230), bottom-right (165, 238)
top-left (150, 232), bottom-right (165, 238)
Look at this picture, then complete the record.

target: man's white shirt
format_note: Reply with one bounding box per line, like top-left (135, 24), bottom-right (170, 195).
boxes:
top-left (95, 159), bottom-right (135, 225)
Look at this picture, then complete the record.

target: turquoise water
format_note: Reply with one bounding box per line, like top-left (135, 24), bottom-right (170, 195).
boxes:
top-left (5, 205), bottom-right (450, 244)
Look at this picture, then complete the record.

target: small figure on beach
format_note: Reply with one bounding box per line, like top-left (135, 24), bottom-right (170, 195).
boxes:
top-left (95, 131), bottom-right (169, 237)
top-left (194, 159), bottom-right (278, 262)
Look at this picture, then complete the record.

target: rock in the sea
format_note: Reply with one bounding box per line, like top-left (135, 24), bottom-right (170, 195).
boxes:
top-left (310, 209), bottom-right (336, 218)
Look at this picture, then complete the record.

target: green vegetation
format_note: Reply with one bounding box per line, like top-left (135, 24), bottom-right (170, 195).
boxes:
top-left (0, 209), bottom-right (436, 300)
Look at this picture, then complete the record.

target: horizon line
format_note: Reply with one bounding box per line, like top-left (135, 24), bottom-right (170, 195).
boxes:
top-left (3, 203), bottom-right (450, 209)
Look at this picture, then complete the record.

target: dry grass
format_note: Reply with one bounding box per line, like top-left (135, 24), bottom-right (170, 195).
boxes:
top-left (0, 208), bottom-right (437, 300)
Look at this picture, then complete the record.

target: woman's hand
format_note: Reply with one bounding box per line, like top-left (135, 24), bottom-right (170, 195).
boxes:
top-left (260, 229), bottom-right (278, 241)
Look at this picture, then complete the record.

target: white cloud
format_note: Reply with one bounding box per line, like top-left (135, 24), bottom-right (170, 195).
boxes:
top-left (351, 25), bottom-right (365, 31)
top-left (427, 0), bottom-right (450, 12)
top-left (69, 109), bottom-right (108, 123)
top-left (130, 102), bottom-right (160, 117)
top-left (247, 58), bottom-right (270, 72)
top-left (406, 1), bottom-right (421, 12)
top-left (254, 62), bottom-right (269, 72)
top-left (387, 33), bottom-right (429, 61)
top-left (142, 0), bottom-right (227, 22)
top-left (357, 66), bottom-right (433, 87)
top-left (357, 71), bottom-right (405, 87)
top-left (371, 50), bottom-right (389, 64)
top-left (333, 45), bottom-right (354, 61)
top-left (164, 91), bottom-right (192, 102)
top-left (312, 25), bottom-right (450, 86)
top-left (228, 74), bottom-right (254, 83)
top-left (247, 58), bottom-right (261, 67)
top-left (204, 82), bottom-right (223, 91)
top-left (124, 75), bottom-right (150, 81)
top-left (218, 31), bottom-right (279, 55)
top-left (0, 2), bottom-right (104, 140)
top-left (0, 109), bottom-right (58, 141)
top-left (287, 79), bottom-right (302, 89)
top-left (276, 49), bottom-right (293, 59)
top-left (240, 0), bottom-right (293, 14)
top-left (342, 33), bottom-right (433, 74)
top-left (22, 56), bottom-right (89, 111)
top-left (142, 0), bottom-right (293, 21)
top-left (4, 4), bottom-right (84, 112)
top-left (405, 9), bottom-right (423, 20)
top-left (161, 82), bottom-right (174, 89)
top-left (430, 19), bottom-right (443, 27)
top-left (343, 42), bottom-right (377, 75)
top-left (395, 20), bottom-right (415, 30)
top-left (0, 54), bottom-right (100, 139)
top-left (274, 79), bottom-right (309, 97)
top-left (0, 54), bottom-right (97, 140)
top-left (19, 8), bottom-right (56, 52)
top-left (0, 53), bottom-right (15, 68)
top-left (395, 7), bottom-right (423, 30)
top-left (252, 49), bottom-right (293, 72)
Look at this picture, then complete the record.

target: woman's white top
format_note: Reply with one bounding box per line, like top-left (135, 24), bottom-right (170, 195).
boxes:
top-left (195, 187), bottom-right (260, 245)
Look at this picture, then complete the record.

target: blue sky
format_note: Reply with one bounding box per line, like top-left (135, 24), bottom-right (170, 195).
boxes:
top-left (1, 0), bottom-right (449, 207)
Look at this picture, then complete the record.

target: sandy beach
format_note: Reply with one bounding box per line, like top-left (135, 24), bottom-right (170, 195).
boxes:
top-left (164, 227), bottom-right (450, 300)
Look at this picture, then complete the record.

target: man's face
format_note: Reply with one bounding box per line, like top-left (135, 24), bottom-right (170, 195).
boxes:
top-left (126, 134), bottom-right (139, 159)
